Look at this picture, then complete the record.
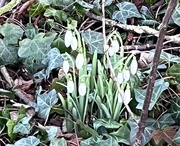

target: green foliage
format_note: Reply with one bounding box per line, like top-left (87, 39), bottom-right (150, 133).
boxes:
top-left (112, 1), bottom-right (141, 24)
top-left (37, 89), bottom-right (58, 119)
top-left (6, 136), bottom-right (40, 146)
top-left (1, 0), bottom-right (180, 145)
top-left (135, 79), bottom-right (169, 110)
top-left (81, 136), bottom-right (119, 146)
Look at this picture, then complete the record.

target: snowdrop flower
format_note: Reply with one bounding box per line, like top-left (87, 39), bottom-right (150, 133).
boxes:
top-left (78, 82), bottom-right (86, 96)
top-left (117, 72), bottom-right (124, 84)
top-left (111, 39), bottom-right (119, 53)
top-left (71, 35), bottom-right (78, 50)
top-left (76, 53), bottom-right (84, 69)
top-left (64, 30), bottom-right (73, 48)
top-left (63, 60), bottom-right (69, 74)
top-left (118, 89), bottom-right (124, 103)
top-left (108, 45), bottom-right (114, 56)
top-left (130, 56), bottom-right (138, 75)
top-left (67, 80), bottom-right (74, 93)
top-left (123, 69), bottom-right (130, 82)
top-left (124, 87), bottom-right (131, 105)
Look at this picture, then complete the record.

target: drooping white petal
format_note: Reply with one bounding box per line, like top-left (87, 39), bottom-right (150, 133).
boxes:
top-left (67, 80), bottom-right (74, 93)
top-left (123, 69), bottom-right (130, 82)
top-left (63, 60), bottom-right (69, 74)
top-left (71, 35), bottom-right (78, 50)
top-left (124, 88), bottom-right (131, 105)
top-left (76, 53), bottom-right (84, 69)
top-left (78, 82), bottom-right (86, 96)
top-left (108, 46), bottom-right (114, 56)
top-left (111, 39), bottom-right (119, 53)
top-left (118, 89), bottom-right (124, 103)
top-left (130, 57), bottom-right (138, 75)
top-left (64, 30), bottom-right (73, 47)
top-left (117, 72), bottom-right (124, 84)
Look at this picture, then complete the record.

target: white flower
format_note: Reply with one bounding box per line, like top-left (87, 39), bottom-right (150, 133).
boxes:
top-left (71, 35), bottom-right (78, 50)
top-left (111, 39), bottom-right (119, 53)
top-left (64, 30), bottom-right (73, 47)
top-left (76, 53), bottom-right (84, 69)
top-left (130, 56), bottom-right (138, 75)
top-left (63, 60), bottom-right (69, 74)
top-left (123, 69), bottom-right (130, 82)
top-left (108, 46), bottom-right (114, 56)
top-left (67, 80), bottom-right (74, 93)
top-left (118, 89), bottom-right (124, 103)
top-left (117, 72), bottom-right (124, 84)
top-left (124, 88), bottom-right (131, 105)
top-left (78, 82), bottom-right (86, 96)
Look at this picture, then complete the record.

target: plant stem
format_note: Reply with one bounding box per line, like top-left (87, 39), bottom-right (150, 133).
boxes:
top-left (134, 0), bottom-right (177, 145)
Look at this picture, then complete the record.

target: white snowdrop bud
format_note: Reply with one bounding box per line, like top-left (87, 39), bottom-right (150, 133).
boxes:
top-left (108, 46), bottom-right (114, 56)
top-left (123, 69), bottom-right (130, 82)
top-left (76, 53), bottom-right (84, 69)
top-left (130, 56), bottom-right (138, 75)
top-left (117, 72), bottom-right (124, 84)
top-left (111, 39), bottom-right (119, 53)
top-left (118, 89), bottom-right (124, 103)
top-left (78, 82), bottom-right (86, 96)
top-left (65, 30), bottom-right (73, 47)
top-left (67, 80), bottom-right (74, 93)
top-left (63, 60), bottom-right (69, 74)
top-left (71, 35), bottom-right (78, 50)
top-left (124, 88), bottom-right (131, 105)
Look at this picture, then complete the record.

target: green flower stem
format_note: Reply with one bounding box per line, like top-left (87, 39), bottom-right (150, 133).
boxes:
top-left (65, 53), bottom-right (77, 97)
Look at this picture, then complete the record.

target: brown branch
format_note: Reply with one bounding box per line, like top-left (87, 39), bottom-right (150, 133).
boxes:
top-left (85, 12), bottom-right (180, 45)
top-left (149, 0), bottom-right (165, 12)
top-left (134, 0), bottom-right (177, 145)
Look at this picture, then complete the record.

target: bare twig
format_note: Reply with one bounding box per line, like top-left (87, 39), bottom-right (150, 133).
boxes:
top-left (0, 0), bottom-right (6, 8)
top-left (85, 12), bottom-right (180, 45)
top-left (134, 0), bottom-right (177, 145)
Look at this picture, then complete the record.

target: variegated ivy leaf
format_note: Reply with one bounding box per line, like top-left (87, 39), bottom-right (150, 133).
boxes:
top-left (0, 23), bottom-right (24, 45)
top-left (112, 1), bottom-right (141, 24)
top-left (0, 39), bottom-right (18, 65)
top-left (82, 29), bottom-right (103, 54)
top-left (37, 89), bottom-right (58, 119)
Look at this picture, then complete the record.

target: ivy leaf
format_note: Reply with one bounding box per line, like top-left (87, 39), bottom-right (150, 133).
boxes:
top-left (112, 1), bottom-right (141, 24)
top-left (0, 23), bottom-right (24, 45)
top-left (50, 138), bottom-right (67, 146)
top-left (169, 98), bottom-right (180, 125)
top-left (44, 8), bottom-right (68, 23)
top-left (151, 127), bottom-right (176, 145)
top-left (34, 48), bottom-right (63, 82)
top-left (13, 117), bottom-right (31, 134)
top-left (76, 0), bottom-right (94, 9)
top-left (18, 33), bottom-right (56, 59)
top-left (135, 79), bottom-right (169, 110)
top-left (13, 136), bottom-right (40, 146)
top-left (0, 39), bottom-right (18, 65)
top-left (81, 136), bottom-right (119, 146)
top-left (160, 51), bottom-right (180, 63)
top-left (28, 2), bottom-right (46, 17)
top-left (37, 89), bottom-right (58, 119)
top-left (42, 48), bottom-right (63, 77)
top-left (172, 3), bottom-right (180, 26)
top-left (52, 0), bottom-right (73, 7)
top-left (18, 32), bottom-right (56, 73)
top-left (82, 29), bottom-right (103, 54)
top-left (110, 125), bottom-right (130, 145)
top-left (128, 118), bottom-right (153, 146)
top-left (173, 128), bottom-right (180, 144)
top-left (138, 6), bottom-right (159, 26)
top-left (93, 119), bottom-right (122, 130)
